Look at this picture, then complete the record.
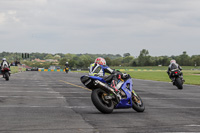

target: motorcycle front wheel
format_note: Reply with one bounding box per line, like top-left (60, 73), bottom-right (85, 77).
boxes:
top-left (132, 92), bottom-right (145, 112)
top-left (91, 89), bottom-right (114, 114)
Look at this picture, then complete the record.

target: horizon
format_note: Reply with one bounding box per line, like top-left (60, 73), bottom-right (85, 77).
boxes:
top-left (0, 0), bottom-right (200, 57)
top-left (0, 50), bottom-right (198, 57)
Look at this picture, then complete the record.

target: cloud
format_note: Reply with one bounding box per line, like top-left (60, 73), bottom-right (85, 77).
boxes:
top-left (0, 0), bottom-right (200, 56)
top-left (0, 13), bottom-right (6, 24)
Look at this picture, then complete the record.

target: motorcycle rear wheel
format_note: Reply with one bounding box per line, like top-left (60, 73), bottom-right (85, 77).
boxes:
top-left (5, 72), bottom-right (9, 81)
top-left (132, 93), bottom-right (145, 112)
top-left (175, 78), bottom-right (183, 89)
top-left (91, 89), bottom-right (114, 114)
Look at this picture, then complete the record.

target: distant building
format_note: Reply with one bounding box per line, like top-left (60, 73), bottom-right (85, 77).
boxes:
top-left (32, 58), bottom-right (46, 62)
top-left (32, 58), bottom-right (58, 63)
top-left (45, 59), bottom-right (58, 62)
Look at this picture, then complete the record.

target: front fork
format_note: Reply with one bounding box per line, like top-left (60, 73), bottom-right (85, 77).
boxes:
top-left (132, 89), bottom-right (142, 105)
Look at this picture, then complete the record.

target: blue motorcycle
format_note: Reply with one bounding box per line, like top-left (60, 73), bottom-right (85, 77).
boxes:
top-left (80, 75), bottom-right (145, 114)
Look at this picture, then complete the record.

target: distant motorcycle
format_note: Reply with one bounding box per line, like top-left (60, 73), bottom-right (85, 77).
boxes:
top-left (170, 69), bottom-right (184, 89)
top-left (80, 74), bottom-right (145, 114)
top-left (1, 66), bottom-right (10, 81)
top-left (65, 67), bottom-right (69, 73)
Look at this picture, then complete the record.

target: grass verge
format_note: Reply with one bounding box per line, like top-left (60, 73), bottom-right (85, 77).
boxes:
top-left (10, 66), bottom-right (26, 74)
top-left (121, 70), bottom-right (200, 86)
top-left (73, 67), bottom-right (200, 85)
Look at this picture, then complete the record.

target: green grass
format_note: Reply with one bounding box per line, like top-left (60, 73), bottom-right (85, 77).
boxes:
top-left (74, 66), bottom-right (200, 85)
top-left (113, 66), bottom-right (200, 70)
top-left (121, 70), bottom-right (200, 85)
top-left (113, 66), bottom-right (200, 85)
top-left (10, 66), bottom-right (26, 74)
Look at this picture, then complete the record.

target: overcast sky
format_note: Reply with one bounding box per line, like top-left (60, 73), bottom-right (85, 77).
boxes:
top-left (0, 0), bottom-right (200, 56)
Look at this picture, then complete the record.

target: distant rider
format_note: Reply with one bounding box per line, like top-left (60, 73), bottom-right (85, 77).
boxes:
top-left (89, 57), bottom-right (129, 93)
top-left (167, 60), bottom-right (184, 81)
top-left (0, 58), bottom-right (10, 77)
top-left (1, 58), bottom-right (9, 70)
top-left (65, 62), bottom-right (69, 68)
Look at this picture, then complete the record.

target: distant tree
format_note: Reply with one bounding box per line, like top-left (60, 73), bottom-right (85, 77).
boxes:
top-left (177, 51), bottom-right (191, 66)
top-left (78, 55), bottom-right (93, 68)
top-left (44, 54), bottom-right (54, 59)
top-left (116, 54), bottom-right (122, 58)
top-left (112, 57), bottom-right (123, 66)
top-left (69, 60), bottom-right (77, 68)
top-left (1, 51), bottom-right (200, 68)
top-left (191, 55), bottom-right (200, 66)
top-left (104, 57), bottom-right (112, 66)
top-left (54, 55), bottom-right (61, 60)
top-left (122, 56), bottom-right (134, 66)
top-left (59, 58), bottom-right (67, 66)
top-left (123, 53), bottom-right (131, 57)
top-left (138, 49), bottom-right (151, 66)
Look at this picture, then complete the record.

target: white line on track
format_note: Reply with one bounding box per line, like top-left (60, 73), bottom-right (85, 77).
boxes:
top-left (64, 97), bottom-right (90, 98)
top-left (143, 98), bottom-right (200, 100)
top-left (0, 96), bottom-right (199, 99)
top-left (38, 85), bottom-right (48, 86)
top-left (133, 78), bottom-right (200, 87)
top-left (57, 92), bottom-right (91, 94)
top-left (0, 105), bottom-right (200, 109)
top-left (148, 107), bottom-right (200, 109)
top-left (185, 125), bottom-right (200, 127)
top-left (163, 132), bottom-right (200, 133)
top-left (0, 91), bottom-right (58, 93)
top-left (0, 96), bottom-right (91, 99)
top-left (0, 88), bottom-right (52, 90)
top-left (0, 91), bottom-right (90, 93)
top-left (0, 96), bottom-right (65, 98)
top-left (0, 105), bottom-right (92, 108)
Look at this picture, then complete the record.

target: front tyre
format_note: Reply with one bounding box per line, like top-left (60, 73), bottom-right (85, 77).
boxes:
top-left (175, 78), bottom-right (183, 90)
top-left (91, 89), bottom-right (114, 114)
top-left (132, 92), bottom-right (145, 112)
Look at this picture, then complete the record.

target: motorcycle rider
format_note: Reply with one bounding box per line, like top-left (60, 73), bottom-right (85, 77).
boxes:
top-left (1, 58), bottom-right (9, 69)
top-left (65, 62), bottom-right (69, 68)
top-left (167, 59), bottom-right (184, 82)
top-left (89, 57), bottom-right (129, 93)
top-left (0, 58), bottom-right (10, 77)
top-left (65, 62), bottom-right (69, 72)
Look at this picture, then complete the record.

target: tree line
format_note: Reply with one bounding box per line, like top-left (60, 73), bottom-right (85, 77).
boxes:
top-left (0, 50), bottom-right (199, 69)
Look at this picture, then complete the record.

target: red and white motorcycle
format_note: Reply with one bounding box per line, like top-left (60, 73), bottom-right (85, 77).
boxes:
top-left (1, 66), bottom-right (11, 81)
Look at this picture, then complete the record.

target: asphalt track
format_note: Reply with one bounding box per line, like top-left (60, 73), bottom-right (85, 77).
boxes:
top-left (0, 71), bottom-right (200, 133)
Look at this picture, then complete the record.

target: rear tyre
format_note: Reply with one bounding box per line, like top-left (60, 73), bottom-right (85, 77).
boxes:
top-left (65, 68), bottom-right (68, 73)
top-left (175, 78), bottom-right (183, 89)
top-left (91, 89), bottom-right (114, 114)
top-left (132, 93), bottom-right (145, 112)
top-left (5, 72), bottom-right (9, 81)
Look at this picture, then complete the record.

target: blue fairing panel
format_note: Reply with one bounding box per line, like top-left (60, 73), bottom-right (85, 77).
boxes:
top-left (100, 65), bottom-right (109, 69)
top-left (115, 79), bottom-right (133, 109)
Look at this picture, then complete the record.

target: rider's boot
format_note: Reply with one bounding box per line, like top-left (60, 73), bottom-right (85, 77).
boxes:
top-left (110, 80), bottom-right (121, 100)
top-left (170, 78), bottom-right (175, 85)
top-left (180, 76), bottom-right (185, 82)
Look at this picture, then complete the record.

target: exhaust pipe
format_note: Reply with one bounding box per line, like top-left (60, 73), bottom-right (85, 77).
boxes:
top-left (94, 80), bottom-right (120, 103)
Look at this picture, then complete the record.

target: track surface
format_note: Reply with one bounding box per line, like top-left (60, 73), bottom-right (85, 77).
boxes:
top-left (0, 71), bottom-right (200, 133)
